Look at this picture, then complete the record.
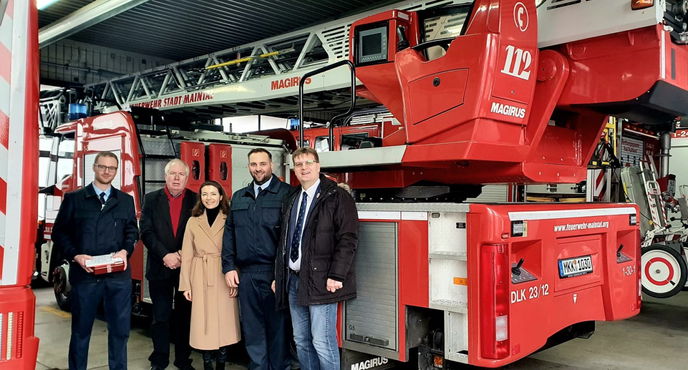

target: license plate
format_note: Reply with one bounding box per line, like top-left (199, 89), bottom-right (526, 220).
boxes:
top-left (558, 255), bottom-right (593, 278)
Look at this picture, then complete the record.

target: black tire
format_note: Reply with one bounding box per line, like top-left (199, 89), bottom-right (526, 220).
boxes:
top-left (641, 244), bottom-right (688, 298)
top-left (53, 265), bottom-right (71, 312)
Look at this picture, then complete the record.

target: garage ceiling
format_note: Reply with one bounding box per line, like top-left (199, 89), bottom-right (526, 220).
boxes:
top-left (38, 0), bottom-right (395, 61)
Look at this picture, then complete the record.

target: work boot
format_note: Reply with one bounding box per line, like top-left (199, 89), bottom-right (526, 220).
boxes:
top-left (202, 350), bottom-right (216, 370)
top-left (216, 346), bottom-right (228, 370)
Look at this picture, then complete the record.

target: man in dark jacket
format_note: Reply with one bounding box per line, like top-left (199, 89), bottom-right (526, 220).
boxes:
top-left (52, 151), bottom-right (138, 370)
top-left (140, 158), bottom-right (197, 370)
top-left (223, 148), bottom-right (293, 370)
top-left (274, 147), bottom-right (359, 370)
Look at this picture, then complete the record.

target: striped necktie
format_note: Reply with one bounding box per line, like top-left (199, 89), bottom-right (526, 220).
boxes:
top-left (290, 192), bottom-right (308, 263)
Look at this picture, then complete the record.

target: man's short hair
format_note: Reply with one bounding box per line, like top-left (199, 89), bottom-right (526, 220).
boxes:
top-left (292, 147), bottom-right (319, 164)
top-left (94, 151), bottom-right (119, 165)
top-left (165, 158), bottom-right (190, 176)
top-left (248, 147), bottom-right (272, 160)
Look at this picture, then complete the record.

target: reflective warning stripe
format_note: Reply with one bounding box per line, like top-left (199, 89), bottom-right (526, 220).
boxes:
top-left (1, 0), bottom-right (25, 286)
top-left (0, 44), bottom-right (10, 86)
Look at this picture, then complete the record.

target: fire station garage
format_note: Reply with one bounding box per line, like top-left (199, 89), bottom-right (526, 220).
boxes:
top-left (5, 0), bottom-right (688, 369)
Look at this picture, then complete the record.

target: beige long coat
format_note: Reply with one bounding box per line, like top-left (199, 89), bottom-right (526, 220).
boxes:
top-left (179, 211), bottom-right (241, 350)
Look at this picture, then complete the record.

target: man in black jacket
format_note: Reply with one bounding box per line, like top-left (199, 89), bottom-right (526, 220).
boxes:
top-left (274, 147), bottom-right (359, 370)
top-left (223, 148), bottom-right (293, 370)
top-left (52, 151), bottom-right (138, 370)
top-left (140, 159), bottom-right (197, 370)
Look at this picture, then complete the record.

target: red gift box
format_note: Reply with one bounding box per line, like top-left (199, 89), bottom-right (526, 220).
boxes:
top-left (86, 254), bottom-right (125, 275)
top-left (92, 262), bottom-right (125, 275)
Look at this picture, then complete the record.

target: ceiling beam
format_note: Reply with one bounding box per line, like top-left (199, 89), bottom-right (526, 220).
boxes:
top-left (39, 0), bottom-right (149, 48)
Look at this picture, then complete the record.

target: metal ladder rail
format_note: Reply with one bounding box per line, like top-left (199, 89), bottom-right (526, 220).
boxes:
top-left (639, 156), bottom-right (668, 230)
top-left (644, 155), bottom-right (671, 228)
top-left (83, 0), bottom-right (461, 111)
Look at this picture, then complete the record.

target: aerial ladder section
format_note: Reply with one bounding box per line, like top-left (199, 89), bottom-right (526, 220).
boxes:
top-left (83, 0), bottom-right (462, 117)
top-left (83, 0), bottom-right (688, 122)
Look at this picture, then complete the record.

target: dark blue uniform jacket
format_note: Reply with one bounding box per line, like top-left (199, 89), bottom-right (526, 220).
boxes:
top-left (222, 177), bottom-right (293, 274)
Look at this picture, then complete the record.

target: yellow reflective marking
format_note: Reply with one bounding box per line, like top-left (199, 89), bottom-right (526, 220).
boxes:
top-left (39, 305), bottom-right (71, 319)
top-left (453, 277), bottom-right (468, 286)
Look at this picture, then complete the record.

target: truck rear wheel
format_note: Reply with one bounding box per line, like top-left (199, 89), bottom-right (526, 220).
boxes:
top-left (641, 244), bottom-right (688, 298)
top-left (53, 265), bottom-right (71, 312)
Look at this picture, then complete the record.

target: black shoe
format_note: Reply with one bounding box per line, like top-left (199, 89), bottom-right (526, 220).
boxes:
top-left (174, 360), bottom-right (195, 370)
top-left (202, 351), bottom-right (216, 370)
top-left (150, 367), bottom-right (166, 370)
top-left (216, 345), bottom-right (228, 370)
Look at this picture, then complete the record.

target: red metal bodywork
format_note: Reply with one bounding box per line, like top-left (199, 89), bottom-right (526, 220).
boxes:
top-left (556, 25), bottom-right (687, 106)
top-left (466, 203), bottom-right (640, 367)
top-left (207, 144), bottom-right (233, 196)
top-left (355, 203), bottom-right (640, 367)
top-left (180, 141), bottom-right (206, 192)
top-left (396, 218), bottom-right (429, 361)
top-left (348, 0), bottom-right (688, 185)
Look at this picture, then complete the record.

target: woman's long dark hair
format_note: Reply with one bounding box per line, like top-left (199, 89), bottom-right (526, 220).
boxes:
top-left (191, 181), bottom-right (230, 217)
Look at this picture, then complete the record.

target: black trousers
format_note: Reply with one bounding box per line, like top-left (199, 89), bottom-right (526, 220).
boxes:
top-left (238, 267), bottom-right (291, 370)
top-left (69, 277), bottom-right (131, 370)
top-left (148, 277), bottom-right (193, 368)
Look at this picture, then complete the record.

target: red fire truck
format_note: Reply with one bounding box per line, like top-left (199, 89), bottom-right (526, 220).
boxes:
top-left (38, 108), bottom-right (289, 313)
top-left (288, 0), bottom-right (668, 368)
top-left (286, 0), bottom-right (684, 368)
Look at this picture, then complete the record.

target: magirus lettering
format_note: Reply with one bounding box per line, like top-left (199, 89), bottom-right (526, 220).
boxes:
top-left (351, 357), bottom-right (389, 370)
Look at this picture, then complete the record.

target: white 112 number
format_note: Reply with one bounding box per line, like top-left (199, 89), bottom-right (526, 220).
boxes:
top-left (501, 45), bottom-right (532, 80)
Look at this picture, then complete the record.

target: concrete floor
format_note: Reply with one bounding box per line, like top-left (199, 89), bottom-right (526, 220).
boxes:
top-left (508, 293), bottom-right (688, 369)
top-left (33, 287), bottom-right (688, 369)
top-left (33, 286), bottom-right (246, 370)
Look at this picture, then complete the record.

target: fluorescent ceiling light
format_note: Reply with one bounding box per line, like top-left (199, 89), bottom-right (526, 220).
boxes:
top-left (37, 0), bottom-right (61, 11)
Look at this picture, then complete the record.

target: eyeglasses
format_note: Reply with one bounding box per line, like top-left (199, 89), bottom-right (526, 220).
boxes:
top-left (95, 164), bottom-right (118, 172)
top-left (293, 160), bottom-right (318, 168)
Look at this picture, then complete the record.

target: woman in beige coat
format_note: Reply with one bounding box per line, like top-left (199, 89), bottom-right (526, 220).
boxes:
top-left (179, 181), bottom-right (241, 370)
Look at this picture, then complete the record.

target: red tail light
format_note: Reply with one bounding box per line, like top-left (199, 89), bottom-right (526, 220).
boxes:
top-left (480, 244), bottom-right (510, 359)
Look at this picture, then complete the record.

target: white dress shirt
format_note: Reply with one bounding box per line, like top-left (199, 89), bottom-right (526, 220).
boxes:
top-left (289, 178), bottom-right (320, 272)
top-left (253, 176), bottom-right (273, 197)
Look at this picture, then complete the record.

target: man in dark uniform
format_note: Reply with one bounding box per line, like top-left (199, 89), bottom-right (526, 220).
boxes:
top-left (223, 148), bottom-right (293, 370)
top-left (141, 158), bottom-right (197, 370)
top-left (52, 151), bottom-right (138, 370)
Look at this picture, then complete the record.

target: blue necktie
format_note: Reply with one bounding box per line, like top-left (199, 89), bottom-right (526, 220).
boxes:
top-left (290, 192), bottom-right (308, 263)
top-left (99, 192), bottom-right (106, 205)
